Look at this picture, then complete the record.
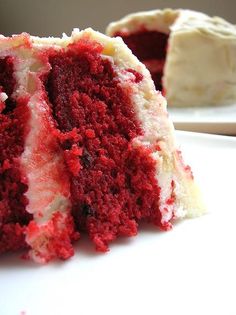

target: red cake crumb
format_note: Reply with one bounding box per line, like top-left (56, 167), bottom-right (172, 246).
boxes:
top-left (0, 57), bottom-right (32, 253)
top-left (115, 30), bottom-right (169, 91)
top-left (44, 37), bottom-right (162, 251)
top-left (26, 212), bottom-right (79, 262)
top-left (126, 68), bottom-right (143, 83)
top-left (0, 57), bottom-right (16, 97)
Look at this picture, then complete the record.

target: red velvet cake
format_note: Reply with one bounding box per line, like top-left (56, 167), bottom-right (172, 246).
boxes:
top-left (107, 9), bottom-right (236, 106)
top-left (0, 29), bottom-right (205, 263)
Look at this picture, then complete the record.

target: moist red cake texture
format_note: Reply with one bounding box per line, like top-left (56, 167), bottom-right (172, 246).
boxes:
top-left (114, 30), bottom-right (169, 92)
top-left (0, 57), bottom-right (32, 253)
top-left (45, 39), bottom-right (162, 252)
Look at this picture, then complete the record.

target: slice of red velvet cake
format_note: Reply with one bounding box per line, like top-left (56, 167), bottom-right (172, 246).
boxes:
top-left (106, 9), bottom-right (236, 106)
top-left (0, 29), bottom-right (205, 263)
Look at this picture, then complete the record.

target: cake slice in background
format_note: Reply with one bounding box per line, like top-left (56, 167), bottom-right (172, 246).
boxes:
top-left (0, 28), bottom-right (205, 263)
top-left (107, 9), bottom-right (236, 107)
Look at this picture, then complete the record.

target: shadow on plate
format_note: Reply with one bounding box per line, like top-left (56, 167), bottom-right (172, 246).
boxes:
top-left (0, 219), bottom-right (185, 268)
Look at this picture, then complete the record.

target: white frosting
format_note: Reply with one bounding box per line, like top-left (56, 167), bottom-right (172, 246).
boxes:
top-left (21, 94), bottom-right (71, 224)
top-left (106, 9), bottom-right (179, 35)
top-left (0, 92), bottom-right (8, 102)
top-left (107, 9), bottom-right (236, 107)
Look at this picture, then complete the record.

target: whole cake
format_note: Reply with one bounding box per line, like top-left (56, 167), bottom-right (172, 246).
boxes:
top-left (107, 9), bottom-right (236, 107)
top-left (0, 28), bottom-right (204, 263)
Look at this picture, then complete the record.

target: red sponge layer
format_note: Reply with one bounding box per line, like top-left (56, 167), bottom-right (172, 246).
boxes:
top-left (0, 57), bottom-right (32, 253)
top-left (45, 38), bottom-right (161, 252)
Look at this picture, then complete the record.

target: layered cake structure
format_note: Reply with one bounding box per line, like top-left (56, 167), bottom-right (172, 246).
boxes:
top-left (107, 9), bottom-right (236, 106)
top-left (0, 29), bottom-right (204, 263)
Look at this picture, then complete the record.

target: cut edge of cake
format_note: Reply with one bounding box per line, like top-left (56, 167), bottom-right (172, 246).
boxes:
top-left (0, 28), bottom-right (205, 262)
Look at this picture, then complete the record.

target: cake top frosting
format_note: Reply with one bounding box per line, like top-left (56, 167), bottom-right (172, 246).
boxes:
top-left (107, 9), bottom-right (236, 39)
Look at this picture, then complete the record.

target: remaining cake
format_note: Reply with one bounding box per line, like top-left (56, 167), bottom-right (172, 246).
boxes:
top-left (107, 9), bottom-right (236, 107)
top-left (0, 28), bottom-right (204, 263)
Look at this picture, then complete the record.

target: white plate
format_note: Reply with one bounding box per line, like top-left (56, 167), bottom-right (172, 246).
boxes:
top-left (169, 103), bottom-right (236, 135)
top-left (0, 131), bottom-right (236, 315)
